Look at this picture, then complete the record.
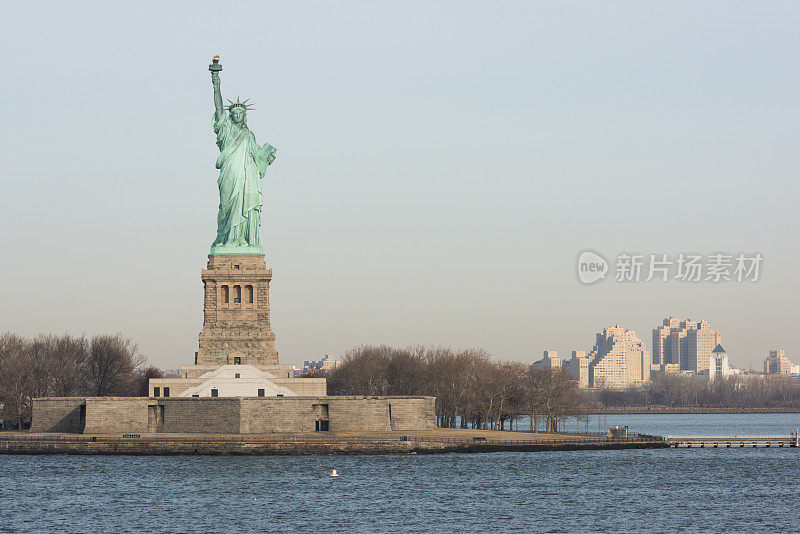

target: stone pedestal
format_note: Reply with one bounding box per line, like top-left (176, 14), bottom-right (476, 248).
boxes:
top-left (197, 254), bottom-right (279, 367)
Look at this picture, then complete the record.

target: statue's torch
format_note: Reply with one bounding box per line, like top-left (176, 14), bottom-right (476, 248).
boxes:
top-left (209, 55), bottom-right (222, 74)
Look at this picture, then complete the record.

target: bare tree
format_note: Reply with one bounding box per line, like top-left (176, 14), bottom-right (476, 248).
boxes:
top-left (523, 367), bottom-right (548, 432)
top-left (424, 347), bottom-right (458, 428)
top-left (0, 333), bottom-right (89, 428)
top-left (0, 332), bottom-right (156, 427)
top-left (385, 346), bottom-right (427, 395)
top-left (27, 334), bottom-right (90, 397)
top-left (85, 334), bottom-right (144, 396)
top-left (50, 334), bottom-right (90, 396)
top-left (0, 334), bottom-right (32, 429)
top-left (328, 344), bottom-right (591, 431)
top-left (327, 345), bottom-right (393, 396)
top-left (27, 336), bottom-right (58, 406)
top-left (136, 365), bottom-right (163, 396)
top-left (541, 368), bottom-right (582, 432)
top-left (491, 361), bottom-right (526, 430)
top-left (473, 360), bottom-right (524, 430)
top-left (425, 348), bottom-right (489, 428)
top-left (300, 368), bottom-right (327, 379)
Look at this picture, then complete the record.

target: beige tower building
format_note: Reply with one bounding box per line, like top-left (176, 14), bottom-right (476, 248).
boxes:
top-left (652, 317), bottom-right (684, 373)
top-left (652, 317), bottom-right (721, 375)
top-left (686, 321), bottom-right (722, 374)
top-left (565, 350), bottom-right (590, 388)
top-left (764, 350), bottom-right (797, 375)
top-left (532, 350), bottom-right (562, 370)
top-left (588, 325), bottom-right (650, 389)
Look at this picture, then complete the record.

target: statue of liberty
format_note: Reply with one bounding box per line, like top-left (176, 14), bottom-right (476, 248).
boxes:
top-left (209, 56), bottom-right (276, 254)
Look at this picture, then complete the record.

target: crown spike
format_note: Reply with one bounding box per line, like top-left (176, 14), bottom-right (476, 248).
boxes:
top-left (224, 95), bottom-right (255, 112)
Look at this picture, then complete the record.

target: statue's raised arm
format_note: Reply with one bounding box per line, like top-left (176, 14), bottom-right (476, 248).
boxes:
top-left (210, 55), bottom-right (224, 120)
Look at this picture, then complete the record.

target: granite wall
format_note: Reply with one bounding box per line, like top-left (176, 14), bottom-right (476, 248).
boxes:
top-left (83, 398), bottom-right (151, 434)
top-left (30, 398), bottom-right (86, 433)
top-left (239, 398), bottom-right (318, 433)
top-left (32, 396), bottom-right (436, 434)
top-left (158, 398), bottom-right (240, 433)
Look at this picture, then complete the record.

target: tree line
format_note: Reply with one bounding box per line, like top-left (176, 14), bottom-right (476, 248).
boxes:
top-left (8, 334), bottom-right (797, 431)
top-left (0, 333), bottom-right (160, 429)
top-left (325, 345), bottom-right (587, 432)
top-left (594, 373), bottom-right (800, 409)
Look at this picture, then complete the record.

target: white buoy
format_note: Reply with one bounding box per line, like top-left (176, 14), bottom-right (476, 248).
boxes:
top-left (330, 469), bottom-right (339, 477)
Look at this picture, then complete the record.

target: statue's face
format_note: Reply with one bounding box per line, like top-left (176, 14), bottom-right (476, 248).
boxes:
top-left (231, 107), bottom-right (246, 125)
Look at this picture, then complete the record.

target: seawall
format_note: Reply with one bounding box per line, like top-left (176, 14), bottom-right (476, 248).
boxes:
top-left (0, 432), bottom-right (668, 455)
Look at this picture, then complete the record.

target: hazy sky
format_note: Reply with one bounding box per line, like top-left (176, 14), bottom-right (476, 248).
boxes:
top-left (2, 1), bottom-right (798, 369)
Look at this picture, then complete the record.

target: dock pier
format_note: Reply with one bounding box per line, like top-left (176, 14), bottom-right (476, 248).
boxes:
top-left (667, 433), bottom-right (800, 448)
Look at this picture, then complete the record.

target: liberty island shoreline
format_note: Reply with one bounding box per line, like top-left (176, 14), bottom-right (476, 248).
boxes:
top-left (0, 428), bottom-right (667, 455)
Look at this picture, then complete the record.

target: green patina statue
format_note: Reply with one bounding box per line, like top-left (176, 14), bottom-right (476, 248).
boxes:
top-left (209, 56), bottom-right (277, 255)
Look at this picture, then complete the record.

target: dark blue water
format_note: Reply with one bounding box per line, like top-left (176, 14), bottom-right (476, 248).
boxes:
top-left (1, 414), bottom-right (799, 533)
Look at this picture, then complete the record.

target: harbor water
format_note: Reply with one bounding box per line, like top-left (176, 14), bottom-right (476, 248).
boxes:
top-left (1, 413), bottom-right (799, 533)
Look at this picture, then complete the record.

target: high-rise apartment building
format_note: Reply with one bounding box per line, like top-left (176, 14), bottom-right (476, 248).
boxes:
top-left (686, 321), bottom-right (722, 374)
top-left (302, 354), bottom-right (342, 374)
top-left (652, 317), bottom-right (722, 375)
top-left (764, 350), bottom-right (796, 375)
top-left (652, 317), bottom-right (683, 370)
top-left (532, 350), bottom-right (562, 370)
top-left (565, 350), bottom-right (590, 388)
top-left (588, 325), bottom-right (650, 388)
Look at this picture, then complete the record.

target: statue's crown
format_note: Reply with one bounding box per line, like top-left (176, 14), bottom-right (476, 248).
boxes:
top-left (225, 96), bottom-right (255, 111)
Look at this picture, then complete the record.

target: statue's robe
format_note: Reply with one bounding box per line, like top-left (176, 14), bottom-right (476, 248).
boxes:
top-left (212, 112), bottom-right (276, 248)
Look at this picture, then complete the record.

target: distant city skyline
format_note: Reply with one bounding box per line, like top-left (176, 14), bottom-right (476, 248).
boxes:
top-left (536, 320), bottom-right (797, 387)
top-left (2, 2), bottom-right (798, 368)
top-left (544, 317), bottom-right (793, 376)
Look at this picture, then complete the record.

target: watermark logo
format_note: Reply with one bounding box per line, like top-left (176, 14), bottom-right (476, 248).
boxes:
top-left (577, 250), bottom-right (609, 284)
top-left (577, 252), bottom-right (762, 284)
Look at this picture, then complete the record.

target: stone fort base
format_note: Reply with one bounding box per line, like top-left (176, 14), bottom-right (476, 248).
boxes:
top-left (31, 396), bottom-right (436, 434)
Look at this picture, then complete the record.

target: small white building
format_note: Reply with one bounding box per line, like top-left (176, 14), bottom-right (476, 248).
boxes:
top-left (177, 365), bottom-right (298, 397)
top-left (150, 364), bottom-right (326, 398)
top-left (702, 344), bottom-right (739, 381)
